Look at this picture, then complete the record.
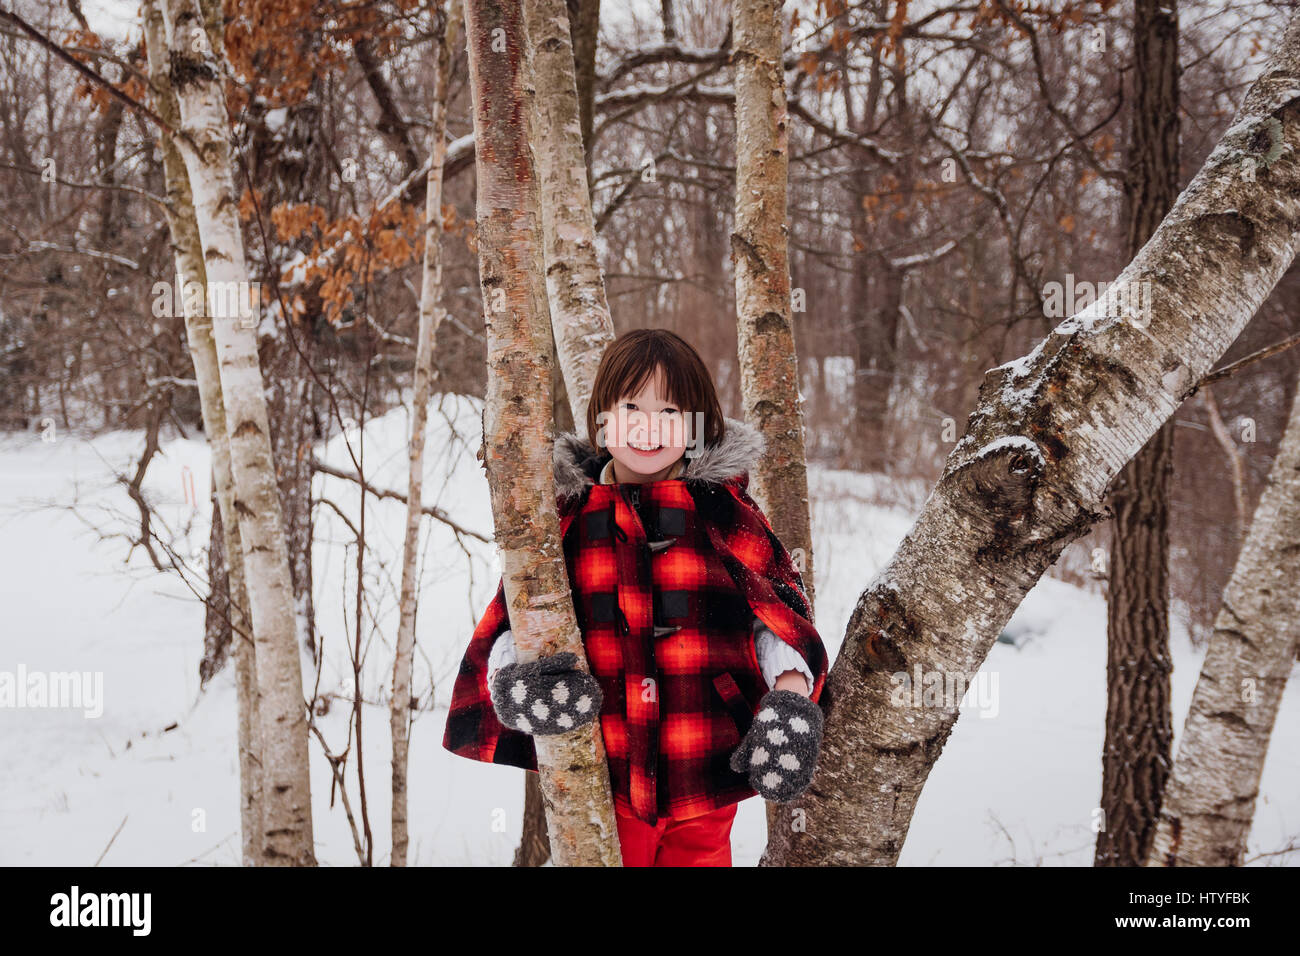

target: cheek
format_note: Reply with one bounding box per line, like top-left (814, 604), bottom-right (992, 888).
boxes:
top-left (658, 418), bottom-right (687, 448)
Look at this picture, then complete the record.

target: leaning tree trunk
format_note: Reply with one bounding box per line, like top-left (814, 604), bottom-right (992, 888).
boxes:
top-left (464, 0), bottom-right (622, 867)
top-left (763, 10), bottom-right (1300, 866)
top-left (391, 0), bottom-right (460, 868)
top-left (143, 0), bottom-right (263, 867)
top-left (1144, 362), bottom-right (1300, 866)
top-left (524, 0), bottom-right (615, 432)
top-left (162, 0), bottom-right (315, 866)
top-left (731, 0), bottom-right (816, 608)
top-left (1096, 0), bottom-right (1180, 868)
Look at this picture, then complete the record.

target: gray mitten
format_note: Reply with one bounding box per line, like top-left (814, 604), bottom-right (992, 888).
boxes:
top-left (728, 689), bottom-right (824, 802)
top-left (489, 651), bottom-right (603, 736)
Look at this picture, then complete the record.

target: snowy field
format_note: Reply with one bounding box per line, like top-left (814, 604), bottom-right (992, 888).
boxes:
top-left (1, 395), bottom-right (1297, 866)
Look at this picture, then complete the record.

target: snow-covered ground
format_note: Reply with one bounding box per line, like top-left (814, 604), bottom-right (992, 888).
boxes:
top-left (1, 398), bottom-right (1296, 866)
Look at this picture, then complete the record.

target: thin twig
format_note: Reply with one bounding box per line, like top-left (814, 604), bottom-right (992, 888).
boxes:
top-left (1193, 330), bottom-right (1300, 391)
top-left (310, 456), bottom-right (491, 542)
top-left (0, 8), bottom-right (184, 143)
top-left (94, 815), bottom-right (129, 866)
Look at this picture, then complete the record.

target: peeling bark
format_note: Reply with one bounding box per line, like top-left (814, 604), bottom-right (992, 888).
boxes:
top-left (763, 12), bottom-right (1300, 865)
top-left (732, 0), bottom-right (818, 846)
top-left (464, 0), bottom-right (622, 867)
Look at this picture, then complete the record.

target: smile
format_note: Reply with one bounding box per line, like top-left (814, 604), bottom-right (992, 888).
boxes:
top-left (628, 441), bottom-right (661, 455)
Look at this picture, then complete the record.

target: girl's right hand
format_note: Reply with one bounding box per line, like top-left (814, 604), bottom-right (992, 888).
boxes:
top-left (489, 652), bottom-right (603, 736)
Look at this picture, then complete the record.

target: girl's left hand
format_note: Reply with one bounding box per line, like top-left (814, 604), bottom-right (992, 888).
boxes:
top-left (773, 669), bottom-right (811, 696)
top-left (729, 689), bottom-right (824, 802)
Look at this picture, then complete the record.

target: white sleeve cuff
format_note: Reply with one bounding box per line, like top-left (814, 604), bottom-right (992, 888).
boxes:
top-left (753, 619), bottom-right (813, 693)
top-left (486, 629), bottom-right (517, 706)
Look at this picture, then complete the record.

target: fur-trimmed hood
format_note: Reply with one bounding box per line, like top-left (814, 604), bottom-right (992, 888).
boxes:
top-left (552, 416), bottom-right (766, 502)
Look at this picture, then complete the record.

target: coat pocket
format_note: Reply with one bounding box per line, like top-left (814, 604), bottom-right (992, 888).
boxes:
top-left (712, 671), bottom-right (755, 739)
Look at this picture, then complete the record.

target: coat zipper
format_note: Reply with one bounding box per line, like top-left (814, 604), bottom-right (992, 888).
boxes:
top-left (619, 482), bottom-right (643, 537)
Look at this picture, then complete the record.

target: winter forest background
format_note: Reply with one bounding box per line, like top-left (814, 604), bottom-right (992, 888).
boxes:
top-left (1, 0), bottom-right (1298, 867)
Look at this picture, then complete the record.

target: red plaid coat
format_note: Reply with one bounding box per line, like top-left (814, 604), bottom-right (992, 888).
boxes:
top-left (441, 418), bottom-right (829, 825)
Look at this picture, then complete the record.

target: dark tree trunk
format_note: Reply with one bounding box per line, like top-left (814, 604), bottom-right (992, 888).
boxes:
top-left (201, 480), bottom-right (233, 685)
top-left (846, 19), bottom-right (903, 474)
top-left (565, 0), bottom-right (600, 174)
top-left (263, 340), bottom-right (319, 657)
top-left (94, 94), bottom-right (127, 245)
top-left (855, 255), bottom-right (903, 473)
top-left (513, 773), bottom-right (553, 866)
top-left (1096, 0), bottom-right (1180, 868)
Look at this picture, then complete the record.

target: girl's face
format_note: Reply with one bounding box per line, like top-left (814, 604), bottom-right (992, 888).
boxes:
top-left (600, 369), bottom-right (690, 481)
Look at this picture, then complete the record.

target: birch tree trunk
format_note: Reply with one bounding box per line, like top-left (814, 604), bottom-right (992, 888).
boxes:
top-left (1097, 0), bottom-right (1180, 867)
top-left (731, 0), bottom-right (816, 610)
top-left (143, 0), bottom-right (263, 867)
top-left (391, 0), bottom-right (460, 867)
top-left (162, 0), bottom-right (315, 865)
top-left (763, 11), bottom-right (1300, 865)
top-left (464, 0), bottom-right (622, 867)
top-left (524, 0), bottom-right (614, 431)
top-left (1145, 376), bottom-right (1300, 866)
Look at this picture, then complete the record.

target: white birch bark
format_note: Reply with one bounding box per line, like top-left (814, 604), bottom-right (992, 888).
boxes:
top-left (143, 0), bottom-right (263, 867)
top-left (731, 0), bottom-right (816, 609)
top-left (391, 1), bottom-right (460, 867)
top-left (161, 0), bottom-right (315, 865)
top-left (464, 0), bottom-right (622, 866)
top-left (764, 11), bottom-right (1300, 865)
top-left (1146, 370), bottom-right (1300, 866)
top-left (522, 0), bottom-right (615, 430)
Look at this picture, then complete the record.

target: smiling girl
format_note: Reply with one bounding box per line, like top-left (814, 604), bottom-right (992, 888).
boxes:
top-left (442, 328), bottom-right (828, 866)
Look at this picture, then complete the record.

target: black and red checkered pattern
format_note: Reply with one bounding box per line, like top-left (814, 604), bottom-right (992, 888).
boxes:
top-left (442, 464), bottom-right (827, 826)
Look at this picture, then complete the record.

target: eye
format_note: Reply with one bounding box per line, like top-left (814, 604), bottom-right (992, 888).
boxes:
top-left (660, 407), bottom-right (679, 415)
top-left (620, 402), bottom-right (637, 410)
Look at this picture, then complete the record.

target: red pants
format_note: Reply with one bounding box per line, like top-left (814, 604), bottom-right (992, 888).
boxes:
top-left (614, 802), bottom-right (738, 866)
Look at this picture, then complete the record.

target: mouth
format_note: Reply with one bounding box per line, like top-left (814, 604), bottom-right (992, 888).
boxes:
top-left (627, 442), bottom-right (662, 456)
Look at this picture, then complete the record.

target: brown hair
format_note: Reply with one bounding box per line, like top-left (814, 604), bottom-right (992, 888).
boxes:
top-left (586, 328), bottom-right (726, 453)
